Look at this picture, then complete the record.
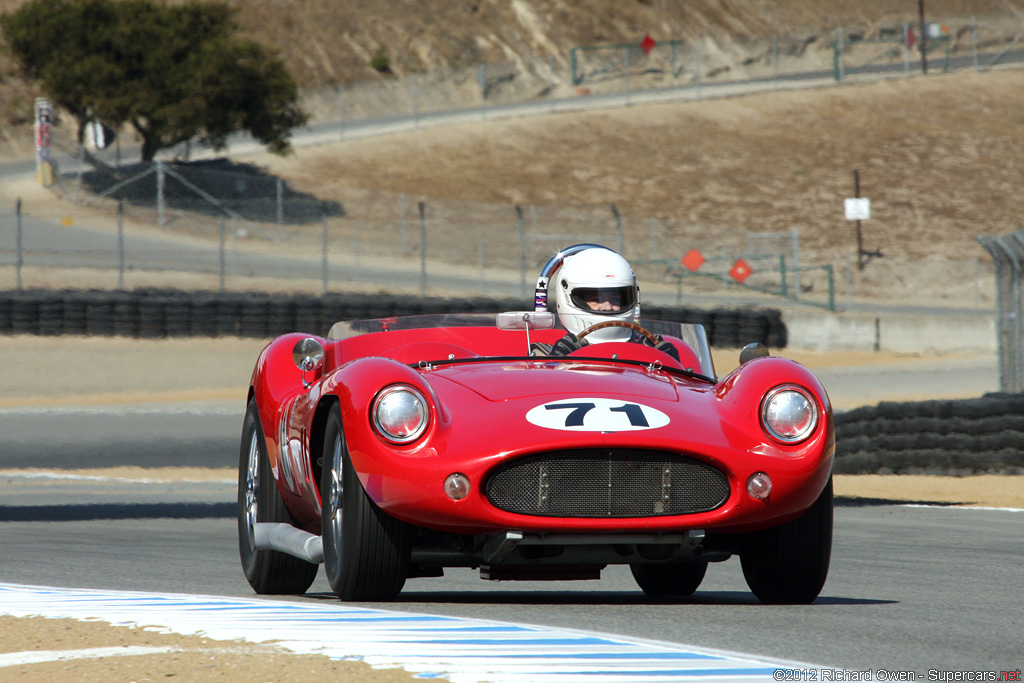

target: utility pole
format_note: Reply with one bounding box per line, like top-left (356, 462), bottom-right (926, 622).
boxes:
top-left (918, 0), bottom-right (928, 74)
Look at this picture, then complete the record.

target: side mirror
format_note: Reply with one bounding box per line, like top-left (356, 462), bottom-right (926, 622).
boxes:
top-left (739, 342), bottom-right (769, 365)
top-left (292, 337), bottom-right (325, 387)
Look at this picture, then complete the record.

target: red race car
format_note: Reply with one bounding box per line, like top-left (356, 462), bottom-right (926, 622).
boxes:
top-left (238, 308), bottom-right (835, 604)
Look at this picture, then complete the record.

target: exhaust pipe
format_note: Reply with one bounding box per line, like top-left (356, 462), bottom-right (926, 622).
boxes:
top-left (253, 523), bottom-right (324, 564)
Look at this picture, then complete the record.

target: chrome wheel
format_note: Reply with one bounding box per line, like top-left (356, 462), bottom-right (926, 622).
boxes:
top-left (321, 405), bottom-right (410, 601)
top-left (244, 430), bottom-right (259, 551)
top-left (237, 397), bottom-right (318, 595)
top-left (328, 432), bottom-right (344, 544)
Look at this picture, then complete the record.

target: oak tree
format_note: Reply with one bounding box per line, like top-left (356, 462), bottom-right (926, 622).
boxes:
top-left (1, 0), bottom-right (307, 161)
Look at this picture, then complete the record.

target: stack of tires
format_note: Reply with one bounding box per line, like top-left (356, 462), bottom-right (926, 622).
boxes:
top-left (0, 289), bottom-right (788, 348)
top-left (835, 394), bottom-right (1024, 474)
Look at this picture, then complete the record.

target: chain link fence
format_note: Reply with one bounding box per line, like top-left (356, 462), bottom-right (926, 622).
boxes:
top-left (293, 12), bottom-right (1024, 125)
top-left (3, 151), bottom-right (845, 310)
top-left (977, 229), bottom-right (1024, 392)
top-left (830, 14), bottom-right (1024, 81)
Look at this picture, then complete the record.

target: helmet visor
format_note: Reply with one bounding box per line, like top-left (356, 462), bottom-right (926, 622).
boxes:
top-left (569, 286), bottom-right (636, 315)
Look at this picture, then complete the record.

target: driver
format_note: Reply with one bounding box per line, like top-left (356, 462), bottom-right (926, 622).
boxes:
top-left (532, 245), bottom-right (679, 360)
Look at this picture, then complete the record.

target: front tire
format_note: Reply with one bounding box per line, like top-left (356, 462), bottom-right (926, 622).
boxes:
top-left (740, 476), bottom-right (833, 604)
top-left (631, 562), bottom-right (708, 597)
top-left (321, 406), bottom-right (410, 601)
top-left (238, 398), bottom-right (319, 595)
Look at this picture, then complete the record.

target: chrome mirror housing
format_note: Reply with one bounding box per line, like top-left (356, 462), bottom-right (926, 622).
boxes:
top-left (292, 337), bottom-right (325, 387)
top-left (496, 311), bottom-right (556, 331)
top-left (739, 342), bottom-right (770, 365)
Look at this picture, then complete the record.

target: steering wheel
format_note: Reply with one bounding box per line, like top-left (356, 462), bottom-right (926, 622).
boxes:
top-left (576, 320), bottom-right (659, 345)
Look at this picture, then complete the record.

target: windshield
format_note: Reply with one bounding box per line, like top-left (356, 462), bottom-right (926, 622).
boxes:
top-left (328, 313), bottom-right (716, 379)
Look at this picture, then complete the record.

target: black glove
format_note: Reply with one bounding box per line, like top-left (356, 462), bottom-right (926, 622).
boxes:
top-left (529, 342), bottom-right (553, 356)
top-left (550, 332), bottom-right (587, 356)
top-left (646, 334), bottom-right (680, 362)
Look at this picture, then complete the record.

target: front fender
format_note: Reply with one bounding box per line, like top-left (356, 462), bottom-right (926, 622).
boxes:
top-left (249, 333), bottom-right (328, 524)
top-left (319, 357), bottom-right (449, 502)
top-left (712, 356), bottom-right (835, 526)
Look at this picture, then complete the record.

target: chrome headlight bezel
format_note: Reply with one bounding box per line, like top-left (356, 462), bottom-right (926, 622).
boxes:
top-left (372, 384), bottom-right (430, 444)
top-left (761, 385), bottom-right (818, 444)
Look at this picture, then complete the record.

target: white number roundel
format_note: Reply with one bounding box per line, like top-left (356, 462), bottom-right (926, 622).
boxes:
top-left (526, 397), bottom-right (670, 432)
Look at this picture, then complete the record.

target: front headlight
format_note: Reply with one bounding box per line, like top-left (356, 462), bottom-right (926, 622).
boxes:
top-left (372, 385), bottom-right (429, 443)
top-left (761, 385), bottom-right (818, 444)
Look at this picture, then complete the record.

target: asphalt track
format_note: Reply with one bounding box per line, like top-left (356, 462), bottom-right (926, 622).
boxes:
top-left (0, 502), bottom-right (1020, 676)
top-left (0, 357), bottom-right (1018, 678)
top-left (0, 398), bottom-right (1021, 676)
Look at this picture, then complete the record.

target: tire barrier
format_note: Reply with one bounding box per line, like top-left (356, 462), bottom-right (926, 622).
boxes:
top-left (0, 289), bottom-right (787, 349)
top-left (0, 289), bottom-right (764, 345)
top-left (835, 393), bottom-right (1024, 475)
top-left (13, 288), bottom-right (1022, 475)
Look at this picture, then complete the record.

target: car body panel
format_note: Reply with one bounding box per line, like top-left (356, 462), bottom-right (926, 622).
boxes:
top-left (247, 315), bottom-right (834, 541)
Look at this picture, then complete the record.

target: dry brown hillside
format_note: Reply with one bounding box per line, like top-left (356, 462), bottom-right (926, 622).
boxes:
top-left (2, 1), bottom-right (1024, 310)
top-left (252, 67), bottom-right (1024, 309)
top-left (225, 0), bottom-right (1023, 87)
top-left (2, 0), bottom-right (1023, 151)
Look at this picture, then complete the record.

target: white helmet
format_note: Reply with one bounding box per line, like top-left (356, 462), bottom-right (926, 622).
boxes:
top-left (549, 247), bottom-right (639, 343)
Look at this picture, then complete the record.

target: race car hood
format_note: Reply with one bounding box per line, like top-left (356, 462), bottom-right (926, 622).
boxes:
top-left (427, 360), bottom-right (687, 403)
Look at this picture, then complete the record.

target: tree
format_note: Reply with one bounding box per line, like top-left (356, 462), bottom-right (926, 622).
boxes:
top-left (0, 0), bottom-right (307, 161)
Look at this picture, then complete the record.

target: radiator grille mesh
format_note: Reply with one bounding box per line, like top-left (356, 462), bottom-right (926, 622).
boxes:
top-left (484, 449), bottom-right (730, 517)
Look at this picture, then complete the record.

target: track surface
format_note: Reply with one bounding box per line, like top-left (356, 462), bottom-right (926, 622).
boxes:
top-left (0, 353), bottom-right (1018, 680)
top-left (0, 478), bottom-right (1020, 674)
top-left (1, 399), bottom-right (1022, 676)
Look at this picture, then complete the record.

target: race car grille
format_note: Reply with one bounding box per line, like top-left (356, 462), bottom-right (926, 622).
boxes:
top-left (484, 449), bottom-right (730, 517)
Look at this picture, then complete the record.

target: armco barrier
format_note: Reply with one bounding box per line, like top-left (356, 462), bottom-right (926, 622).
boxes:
top-left (0, 289), bottom-right (787, 349)
top-left (835, 393), bottom-right (1024, 475)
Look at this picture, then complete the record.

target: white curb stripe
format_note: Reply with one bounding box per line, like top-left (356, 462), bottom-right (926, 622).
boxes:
top-left (0, 583), bottom-right (822, 681)
top-left (904, 504), bottom-right (1024, 512)
top-left (0, 646), bottom-right (178, 668)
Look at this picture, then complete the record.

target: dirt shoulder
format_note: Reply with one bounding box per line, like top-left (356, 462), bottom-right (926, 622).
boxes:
top-left (0, 615), bottom-right (418, 683)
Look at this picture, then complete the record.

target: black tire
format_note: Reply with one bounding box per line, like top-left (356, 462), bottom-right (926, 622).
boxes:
top-left (631, 562), bottom-right (708, 597)
top-left (321, 406), bottom-right (410, 601)
top-left (740, 477), bottom-right (833, 604)
top-left (237, 398), bottom-right (319, 595)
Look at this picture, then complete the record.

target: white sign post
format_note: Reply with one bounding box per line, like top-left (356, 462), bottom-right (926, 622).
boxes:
top-left (847, 169), bottom-right (881, 270)
top-left (844, 197), bottom-right (871, 221)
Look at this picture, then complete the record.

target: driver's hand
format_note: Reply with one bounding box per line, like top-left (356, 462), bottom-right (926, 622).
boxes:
top-left (645, 334), bottom-right (681, 362)
top-left (550, 332), bottom-right (587, 356)
top-left (530, 342), bottom-right (553, 356)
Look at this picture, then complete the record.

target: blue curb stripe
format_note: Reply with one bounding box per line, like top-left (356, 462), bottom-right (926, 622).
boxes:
top-left (0, 583), bottom-right (826, 682)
